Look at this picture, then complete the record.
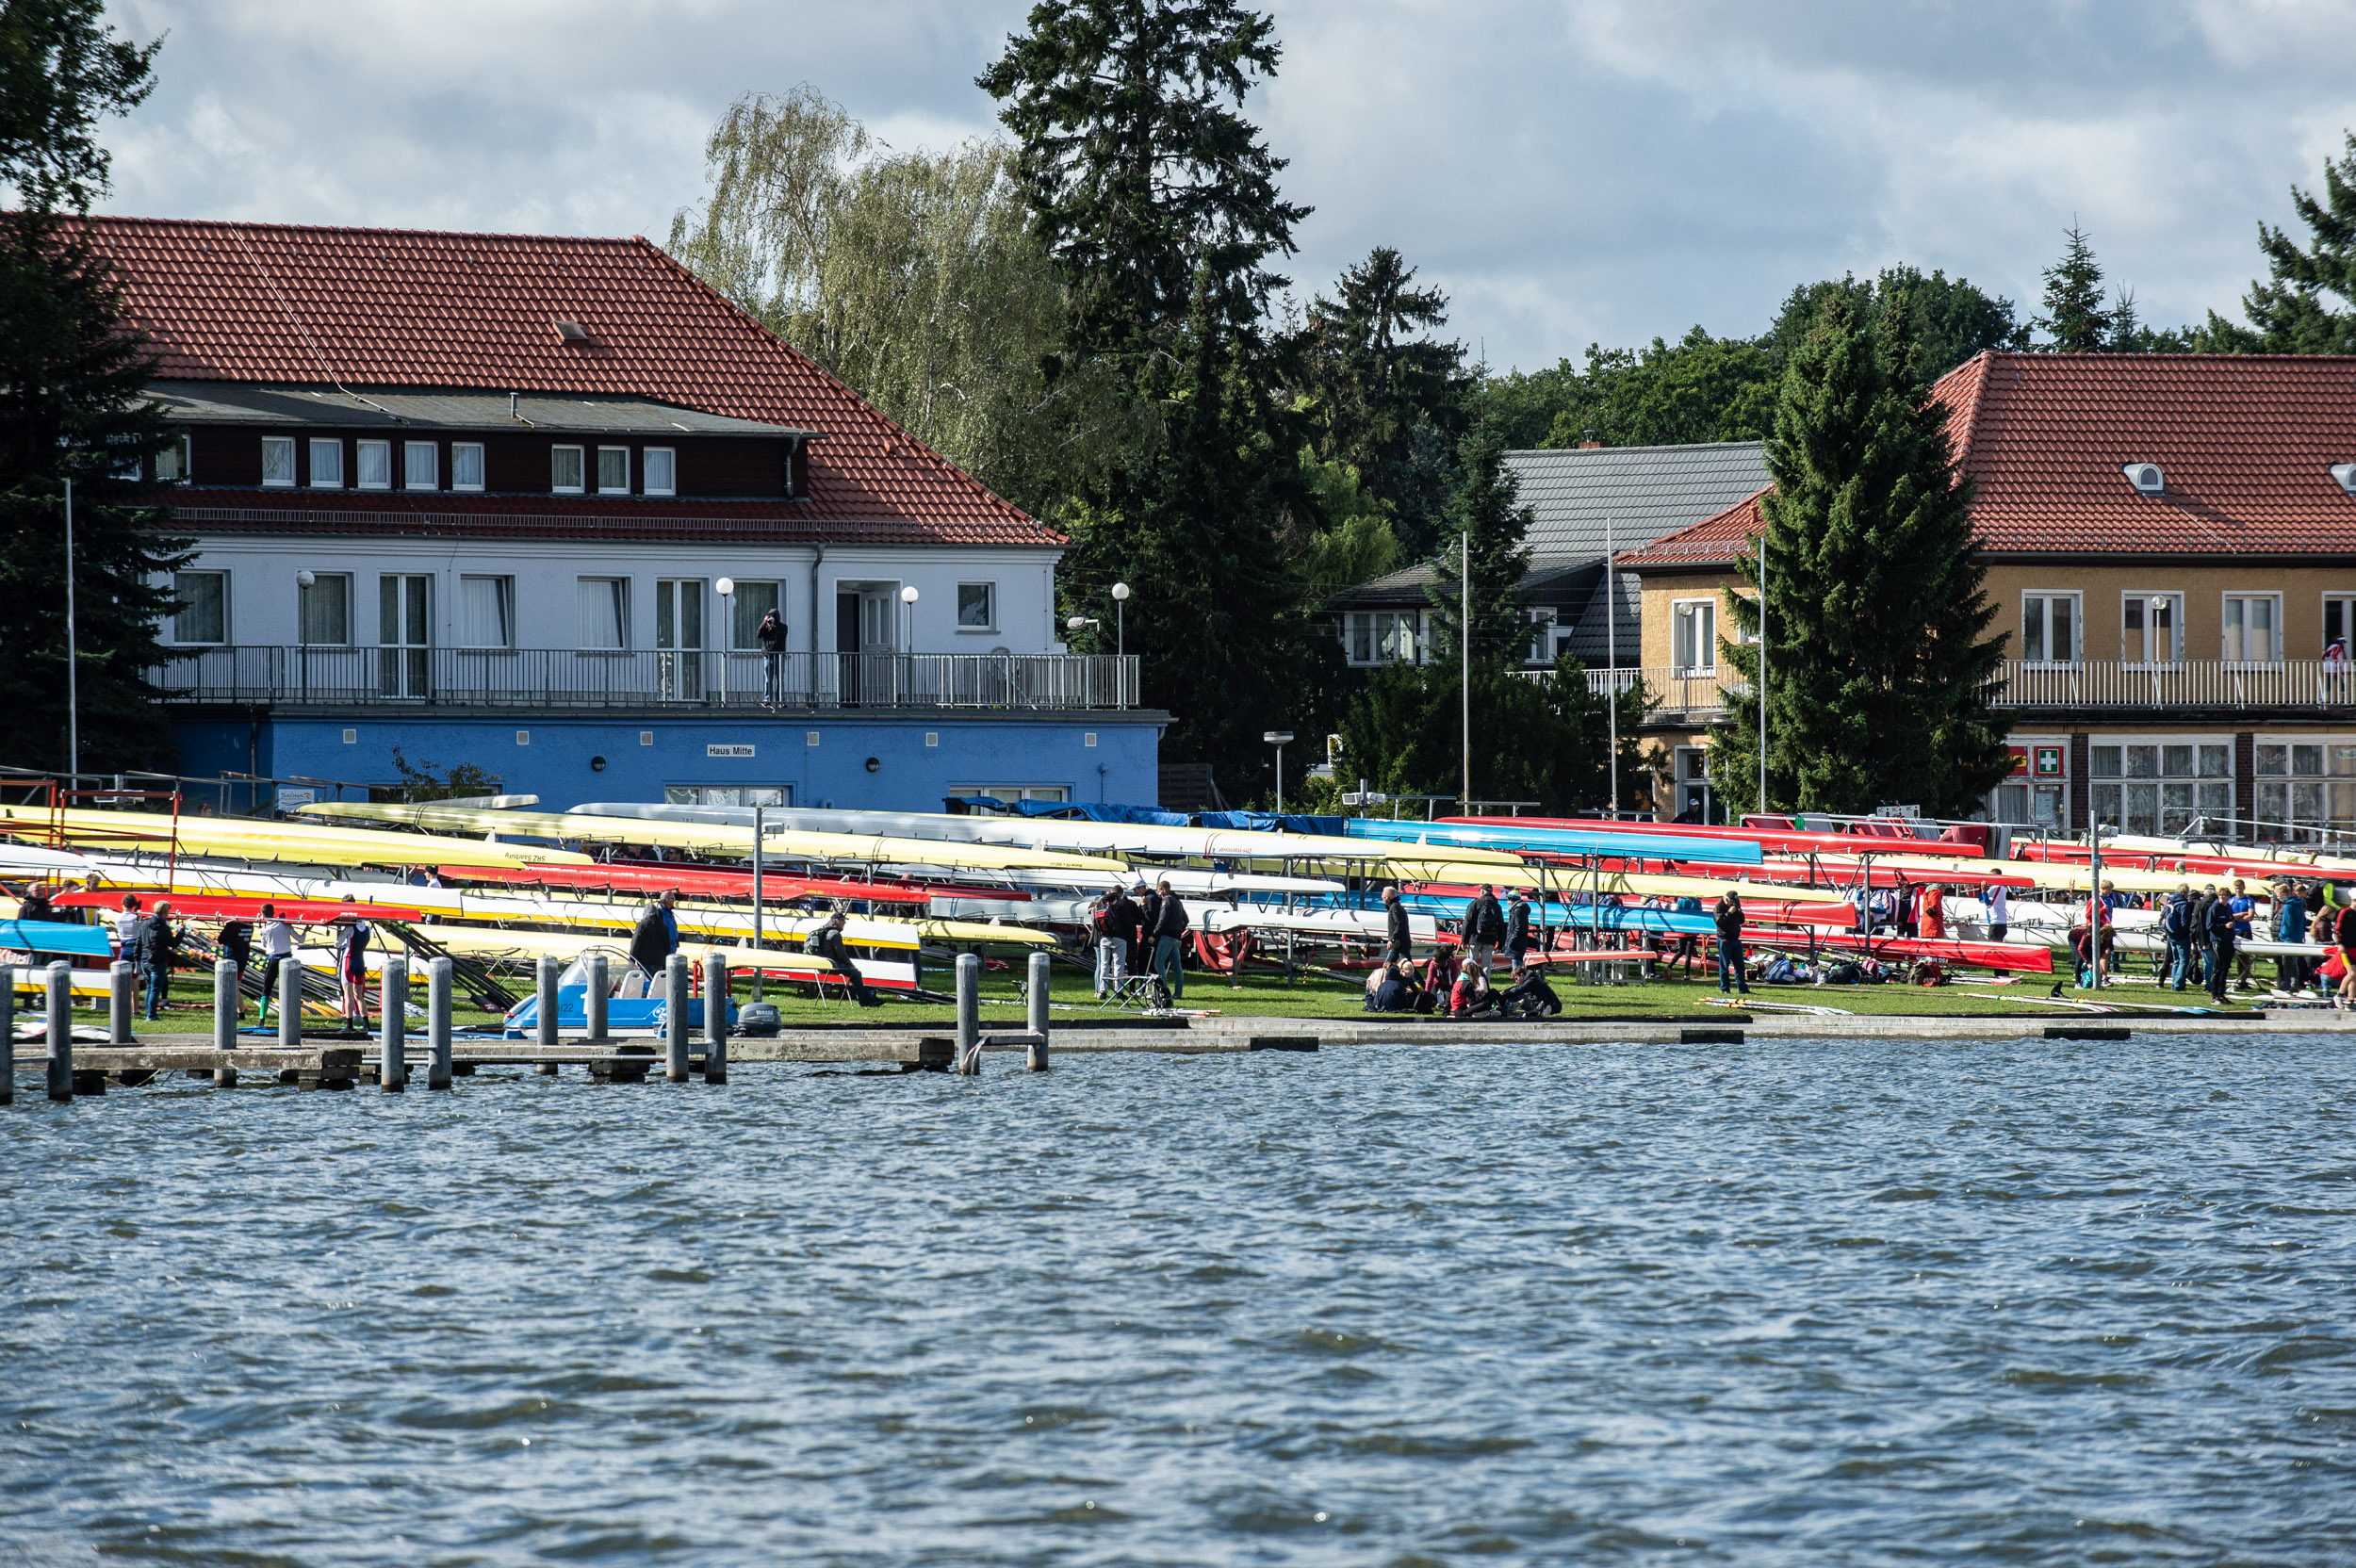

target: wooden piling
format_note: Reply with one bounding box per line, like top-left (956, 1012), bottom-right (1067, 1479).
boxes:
top-left (665, 953), bottom-right (691, 1083)
top-left (427, 957), bottom-right (453, 1090)
top-left (1026, 950), bottom-right (1051, 1071)
top-left (278, 958), bottom-right (303, 1052)
top-left (702, 950), bottom-right (728, 1084)
top-left (585, 951), bottom-right (609, 1042)
top-left (955, 953), bottom-right (981, 1074)
top-left (45, 961), bottom-right (73, 1102)
top-left (212, 959), bottom-right (237, 1083)
top-left (380, 954), bottom-right (407, 1091)
top-left (0, 964), bottom-right (14, 1106)
top-left (109, 961), bottom-right (134, 1044)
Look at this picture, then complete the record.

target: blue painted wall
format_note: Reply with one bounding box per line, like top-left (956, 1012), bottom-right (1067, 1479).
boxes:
top-left (168, 711), bottom-right (1165, 810)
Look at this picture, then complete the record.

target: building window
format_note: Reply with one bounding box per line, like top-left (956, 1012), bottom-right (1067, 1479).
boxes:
top-left (355, 439), bottom-right (391, 489)
top-left (2121, 592), bottom-right (2181, 665)
top-left (309, 438), bottom-right (344, 488)
top-left (2021, 593), bottom-right (2078, 664)
top-left (1343, 610), bottom-right (1420, 665)
top-left (2089, 741), bottom-right (2232, 837)
top-left (299, 572), bottom-right (352, 646)
top-left (1525, 607), bottom-right (1558, 665)
top-left (261, 436), bottom-right (296, 487)
top-left (2255, 739), bottom-right (2356, 842)
top-left (2324, 596), bottom-right (2356, 661)
top-left (404, 441), bottom-right (438, 490)
top-left (155, 435), bottom-right (190, 483)
top-left (551, 445), bottom-right (584, 494)
top-left (172, 570), bottom-right (227, 645)
top-left (728, 580), bottom-right (782, 648)
top-left (459, 575), bottom-right (515, 649)
top-left (957, 582), bottom-right (995, 630)
top-left (577, 577), bottom-right (628, 649)
top-left (664, 786), bottom-right (792, 807)
top-left (643, 447), bottom-right (676, 497)
top-left (597, 446), bottom-right (630, 494)
top-left (954, 785), bottom-right (1071, 804)
top-left (1671, 598), bottom-right (1717, 674)
top-left (2222, 594), bottom-right (2281, 664)
top-left (451, 443), bottom-right (485, 491)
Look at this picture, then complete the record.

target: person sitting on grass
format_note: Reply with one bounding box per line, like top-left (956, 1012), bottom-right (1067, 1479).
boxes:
top-left (1497, 956), bottom-right (1561, 1018)
top-left (1448, 963), bottom-right (1499, 1019)
top-left (1366, 960), bottom-right (1420, 1014)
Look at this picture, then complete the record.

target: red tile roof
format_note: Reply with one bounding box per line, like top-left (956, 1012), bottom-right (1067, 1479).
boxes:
top-left (1616, 351), bottom-right (2356, 569)
top-left (76, 216), bottom-right (1056, 547)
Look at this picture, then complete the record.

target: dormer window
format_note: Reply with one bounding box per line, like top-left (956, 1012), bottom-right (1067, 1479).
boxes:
top-left (309, 438), bottom-right (344, 488)
top-left (155, 435), bottom-right (189, 483)
top-left (2331, 463), bottom-right (2356, 497)
top-left (551, 445), bottom-right (584, 494)
top-left (355, 439), bottom-right (391, 489)
top-left (2122, 463), bottom-right (2165, 495)
top-left (261, 436), bottom-right (295, 486)
top-left (597, 446), bottom-right (630, 493)
top-left (644, 447), bottom-right (676, 497)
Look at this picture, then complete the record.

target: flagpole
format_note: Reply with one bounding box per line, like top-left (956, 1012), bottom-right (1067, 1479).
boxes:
top-left (1605, 514), bottom-right (1618, 818)
top-left (65, 478), bottom-right (78, 783)
top-left (1460, 530), bottom-right (1470, 815)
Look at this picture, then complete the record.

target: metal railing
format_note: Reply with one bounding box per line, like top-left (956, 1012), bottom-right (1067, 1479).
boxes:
top-left (1582, 661), bottom-right (2356, 716)
top-left (145, 646), bottom-right (1140, 710)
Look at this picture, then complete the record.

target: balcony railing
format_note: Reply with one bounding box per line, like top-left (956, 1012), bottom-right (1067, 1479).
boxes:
top-left (146, 646), bottom-right (1140, 711)
top-left (1582, 660), bottom-right (2356, 715)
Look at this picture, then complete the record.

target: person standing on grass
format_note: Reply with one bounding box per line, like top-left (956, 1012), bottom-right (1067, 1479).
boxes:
top-left (136, 901), bottom-right (178, 1021)
top-left (111, 891), bottom-right (141, 958)
top-left (1985, 881), bottom-right (2009, 943)
top-left (2162, 885), bottom-right (2197, 991)
top-left (1713, 890), bottom-right (1750, 995)
top-left (254, 904), bottom-right (294, 1023)
top-left (1504, 890), bottom-right (1537, 969)
top-left (1093, 886), bottom-right (1138, 999)
top-left (1151, 878), bottom-right (1188, 1002)
top-left (2203, 886), bottom-right (2237, 1005)
top-left (1464, 884), bottom-right (1506, 976)
top-left (2272, 880), bottom-right (2309, 994)
top-left (2227, 879), bottom-right (2257, 990)
top-left (1382, 885), bottom-right (1413, 966)
top-left (2336, 899), bottom-right (2356, 1008)
top-left (1133, 881), bottom-right (1161, 978)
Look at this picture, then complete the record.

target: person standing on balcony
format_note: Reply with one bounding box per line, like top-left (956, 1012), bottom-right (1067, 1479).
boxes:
top-left (757, 608), bottom-right (789, 708)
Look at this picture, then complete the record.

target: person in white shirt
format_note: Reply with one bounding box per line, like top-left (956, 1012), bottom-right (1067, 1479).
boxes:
top-left (254, 905), bottom-right (295, 1024)
top-left (1985, 884), bottom-right (2010, 942)
top-left (111, 892), bottom-right (143, 956)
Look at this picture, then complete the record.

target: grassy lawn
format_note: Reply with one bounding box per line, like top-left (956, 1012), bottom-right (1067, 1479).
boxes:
top-left (88, 944), bottom-right (2286, 1037)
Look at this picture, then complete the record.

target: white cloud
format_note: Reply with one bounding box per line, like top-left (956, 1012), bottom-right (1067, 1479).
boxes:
top-left (95, 0), bottom-right (2356, 368)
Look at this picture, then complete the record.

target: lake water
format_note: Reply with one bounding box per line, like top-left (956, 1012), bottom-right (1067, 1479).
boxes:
top-left (4, 1037), bottom-right (2353, 1565)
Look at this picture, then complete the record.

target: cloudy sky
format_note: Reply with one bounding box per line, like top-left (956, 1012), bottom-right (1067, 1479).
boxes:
top-left (98, 0), bottom-right (2356, 371)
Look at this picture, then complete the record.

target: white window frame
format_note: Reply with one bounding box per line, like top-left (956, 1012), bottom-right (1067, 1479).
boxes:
top-left (260, 435), bottom-right (295, 487)
top-left (2221, 592), bottom-right (2282, 666)
top-left (596, 445), bottom-right (630, 495)
top-left (451, 442), bottom-right (485, 492)
top-left (403, 441), bottom-right (438, 491)
top-left (1342, 610), bottom-right (1421, 666)
top-left (458, 574), bottom-right (516, 650)
top-left (1671, 597), bottom-right (1718, 675)
top-left (171, 569), bottom-right (228, 645)
top-left (551, 445), bottom-right (585, 495)
top-left (354, 438), bottom-right (391, 490)
top-left (2021, 590), bottom-right (2081, 666)
top-left (155, 434), bottom-right (191, 484)
top-left (308, 437), bottom-right (344, 489)
top-left (643, 446), bottom-right (676, 497)
top-left (1524, 606), bottom-right (1558, 666)
top-left (2120, 590), bottom-right (2182, 667)
top-left (951, 785), bottom-right (1071, 804)
top-left (298, 572), bottom-right (352, 647)
top-left (957, 581), bottom-right (997, 632)
top-left (2322, 594), bottom-right (2356, 661)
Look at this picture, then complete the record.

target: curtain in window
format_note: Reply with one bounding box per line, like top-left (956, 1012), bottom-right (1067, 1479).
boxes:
top-left (452, 444), bottom-right (484, 489)
top-left (644, 448), bottom-right (676, 495)
top-left (261, 438), bottom-right (295, 485)
top-left (356, 441), bottom-right (390, 487)
top-left (578, 579), bottom-right (627, 648)
top-left (300, 576), bottom-right (350, 645)
top-left (731, 580), bottom-right (780, 647)
top-left (309, 439), bottom-right (343, 486)
top-left (172, 572), bottom-right (225, 644)
top-left (404, 442), bottom-right (438, 489)
top-left (460, 576), bottom-right (514, 648)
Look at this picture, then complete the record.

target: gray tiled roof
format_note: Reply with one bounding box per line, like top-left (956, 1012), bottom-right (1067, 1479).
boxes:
top-left (1503, 441), bottom-right (1769, 564)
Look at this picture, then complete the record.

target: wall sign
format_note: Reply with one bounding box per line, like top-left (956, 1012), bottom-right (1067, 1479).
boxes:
top-left (707, 743), bottom-right (756, 759)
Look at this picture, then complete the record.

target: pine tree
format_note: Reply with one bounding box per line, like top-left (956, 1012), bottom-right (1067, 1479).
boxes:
top-left (1425, 420), bottom-right (1532, 669)
top-left (2033, 224), bottom-right (2118, 351)
top-left (0, 0), bottom-right (184, 774)
top-left (1294, 246), bottom-right (1471, 522)
top-left (2198, 130), bottom-right (2356, 354)
top-left (1707, 294), bottom-right (2011, 816)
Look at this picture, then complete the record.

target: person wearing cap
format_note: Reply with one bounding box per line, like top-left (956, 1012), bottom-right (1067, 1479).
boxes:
top-left (1504, 890), bottom-right (1537, 968)
top-left (1712, 889), bottom-right (1749, 995)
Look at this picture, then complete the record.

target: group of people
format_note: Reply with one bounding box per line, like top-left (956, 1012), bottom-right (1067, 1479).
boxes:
top-left (1362, 884), bottom-right (1561, 1017)
top-left (30, 888), bottom-right (353, 1023)
top-left (1089, 880), bottom-right (1190, 1001)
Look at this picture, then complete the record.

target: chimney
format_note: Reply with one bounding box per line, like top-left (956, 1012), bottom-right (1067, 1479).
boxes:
top-left (1579, 439), bottom-right (1604, 449)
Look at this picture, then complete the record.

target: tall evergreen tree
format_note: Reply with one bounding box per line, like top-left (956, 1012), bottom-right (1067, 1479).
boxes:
top-left (2032, 224), bottom-right (2120, 351)
top-left (980, 0), bottom-right (1317, 785)
top-left (1707, 295), bottom-right (2011, 816)
top-left (2197, 130), bottom-right (2356, 354)
top-left (1425, 420), bottom-right (1532, 669)
top-left (1294, 246), bottom-right (1471, 520)
top-left (0, 0), bottom-right (183, 774)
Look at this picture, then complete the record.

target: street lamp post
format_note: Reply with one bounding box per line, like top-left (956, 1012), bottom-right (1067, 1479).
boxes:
top-left (715, 577), bottom-right (735, 705)
top-left (1265, 730), bottom-right (1293, 814)
top-left (899, 584), bottom-right (919, 704)
top-left (1110, 581), bottom-right (1129, 661)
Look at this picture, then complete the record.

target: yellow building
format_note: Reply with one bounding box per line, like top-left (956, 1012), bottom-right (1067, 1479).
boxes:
top-left (1611, 351), bottom-right (2356, 841)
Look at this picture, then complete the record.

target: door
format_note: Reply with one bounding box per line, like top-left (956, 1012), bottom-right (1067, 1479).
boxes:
top-left (378, 574), bottom-right (429, 698)
top-left (835, 585), bottom-right (900, 705)
top-left (657, 579), bottom-right (705, 701)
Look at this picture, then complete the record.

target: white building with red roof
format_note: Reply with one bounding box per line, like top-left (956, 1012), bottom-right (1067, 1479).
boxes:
top-left (90, 217), bottom-right (1155, 809)
top-left (1611, 351), bottom-right (2356, 839)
